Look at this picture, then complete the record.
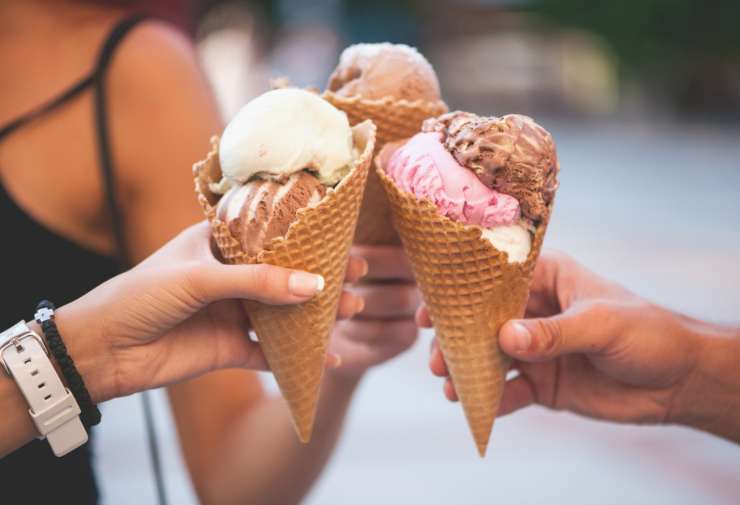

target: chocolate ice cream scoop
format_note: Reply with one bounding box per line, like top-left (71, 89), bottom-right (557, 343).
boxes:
top-left (423, 112), bottom-right (558, 222)
top-left (328, 43), bottom-right (441, 102)
top-left (216, 172), bottom-right (327, 257)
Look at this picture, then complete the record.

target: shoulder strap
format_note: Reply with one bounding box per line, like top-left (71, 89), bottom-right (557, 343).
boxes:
top-left (94, 21), bottom-right (171, 505)
top-left (92, 14), bottom-right (148, 269)
top-left (0, 74), bottom-right (95, 142)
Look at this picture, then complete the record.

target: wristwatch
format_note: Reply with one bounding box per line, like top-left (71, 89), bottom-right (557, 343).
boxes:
top-left (0, 321), bottom-right (87, 457)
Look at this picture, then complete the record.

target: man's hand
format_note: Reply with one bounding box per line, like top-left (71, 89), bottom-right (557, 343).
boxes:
top-left (422, 251), bottom-right (722, 428)
top-left (328, 245), bottom-right (420, 379)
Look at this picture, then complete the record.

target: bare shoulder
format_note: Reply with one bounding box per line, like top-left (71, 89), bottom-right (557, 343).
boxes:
top-left (107, 19), bottom-right (220, 118)
top-left (112, 19), bottom-right (199, 79)
top-left (104, 19), bottom-right (222, 189)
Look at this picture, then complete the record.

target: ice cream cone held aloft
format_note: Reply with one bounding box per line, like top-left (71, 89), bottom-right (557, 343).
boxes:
top-left (194, 88), bottom-right (376, 442)
top-left (324, 43), bottom-right (448, 245)
top-left (377, 111), bottom-right (559, 455)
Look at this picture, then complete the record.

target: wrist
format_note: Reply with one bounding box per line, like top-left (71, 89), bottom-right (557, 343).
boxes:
top-left (670, 319), bottom-right (740, 441)
top-left (50, 303), bottom-right (117, 403)
top-left (324, 367), bottom-right (364, 392)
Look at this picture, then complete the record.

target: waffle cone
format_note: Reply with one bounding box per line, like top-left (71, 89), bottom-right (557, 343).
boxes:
top-left (375, 143), bottom-right (551, 456)
top-left (193, 121), bottom-right (376, 442)
top-left (323, 91), bottom-right (447, 245)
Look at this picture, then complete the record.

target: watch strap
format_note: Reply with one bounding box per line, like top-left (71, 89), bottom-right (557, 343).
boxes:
top-left (0, 321), bottom-right (87, 457)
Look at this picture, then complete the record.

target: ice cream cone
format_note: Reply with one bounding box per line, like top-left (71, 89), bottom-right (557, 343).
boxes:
top-left (375, 142), bottom-right (551, 456)
top-left (194, 121), bottom-right (376, 442)
top-left (323, 91), bottom-right (447, 245)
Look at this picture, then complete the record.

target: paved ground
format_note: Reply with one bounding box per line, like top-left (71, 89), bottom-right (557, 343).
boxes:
top-left (94, 119), bottom-right (740, 505)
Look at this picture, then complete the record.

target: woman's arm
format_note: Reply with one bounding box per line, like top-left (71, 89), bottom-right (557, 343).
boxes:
top-left (109, 21), bottom-right (417, 505)
top-left (0, 223), bottom-right (330, 458)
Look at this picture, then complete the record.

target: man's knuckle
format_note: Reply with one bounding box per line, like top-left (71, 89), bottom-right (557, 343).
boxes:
top-left (536, 319), bottom-right (562, 355)
top-left (588, 300), bottom-right (613, 319)
top-left (396, 286), bottom-right (415, 311)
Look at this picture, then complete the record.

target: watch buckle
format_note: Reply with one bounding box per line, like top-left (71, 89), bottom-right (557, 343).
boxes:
top-left (0, 322), bottom-right (50, 375)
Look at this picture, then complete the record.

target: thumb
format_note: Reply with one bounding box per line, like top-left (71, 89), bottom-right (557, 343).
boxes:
top-left (190, 263), bottom-right (325, 305)
top-left (499, 304), bottom-right (616, 362)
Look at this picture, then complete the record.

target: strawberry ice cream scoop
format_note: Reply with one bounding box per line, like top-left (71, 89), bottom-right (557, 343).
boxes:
top-left (423, 112), bottom-right (558, 223)
top-left (385, 132), bottom-right (520, 228)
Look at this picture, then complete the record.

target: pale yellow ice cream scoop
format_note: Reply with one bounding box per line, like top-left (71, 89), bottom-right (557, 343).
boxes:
top-left (213, 88), bottom-right (354, 193)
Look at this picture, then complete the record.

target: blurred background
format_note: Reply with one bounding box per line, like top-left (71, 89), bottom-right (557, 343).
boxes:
top-left (95, 1), bottom-right (740, 504)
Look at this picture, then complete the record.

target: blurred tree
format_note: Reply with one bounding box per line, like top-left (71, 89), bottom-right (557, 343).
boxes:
top-left (535, 1), bottom-right (740, 61)
top-left (530, 0), bottom-right (740, 114)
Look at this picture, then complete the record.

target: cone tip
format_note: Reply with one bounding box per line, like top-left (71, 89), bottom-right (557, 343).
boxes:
top-left (472, 422), bottom-right (493, 457)
top-left (289, 397), bottom-right (319, 443)
top-left (476, 441), bottom-right (489, 458)
top-left (295, 421), bottom-right (314, 444)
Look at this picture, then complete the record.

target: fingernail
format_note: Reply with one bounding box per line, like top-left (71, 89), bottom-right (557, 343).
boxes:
top-left (355, 296), bottom-right (365, 314)
top-left (289, 272), bottom-right (325, 297)
top-left (359, 259), bottom-right (369, 278)
top-left (328, 353), bottom-right (342, 368)
top-left (510, 322), bottom-right (532, 352)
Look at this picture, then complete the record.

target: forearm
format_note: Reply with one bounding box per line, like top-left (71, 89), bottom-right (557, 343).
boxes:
top-left (199, 372), bottom-right (361, 505)
top-left (672, 319), bottom-right (740, 442)
top-left (0, 369), bottom-right (37, 457)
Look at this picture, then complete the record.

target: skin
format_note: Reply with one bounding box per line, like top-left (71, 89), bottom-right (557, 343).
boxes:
top-left (0, 2), bottom-right (419, 504)
top-left (421, 251), bottom-right (740, 443)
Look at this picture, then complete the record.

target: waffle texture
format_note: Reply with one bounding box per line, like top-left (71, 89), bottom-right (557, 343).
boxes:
top-left (323, 91), bottom-right (447, 245)
top-left (194, 121), bottom-right (376, 442)
top-left (375, 142), bottom-right (551, 456)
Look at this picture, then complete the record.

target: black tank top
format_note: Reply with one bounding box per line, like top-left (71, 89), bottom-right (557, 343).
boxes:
top-left (0, 15), bottom-right (146, 504)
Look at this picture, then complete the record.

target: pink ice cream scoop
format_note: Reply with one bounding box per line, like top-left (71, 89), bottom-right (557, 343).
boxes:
top-left (385, 132), bottom-right (520, 227)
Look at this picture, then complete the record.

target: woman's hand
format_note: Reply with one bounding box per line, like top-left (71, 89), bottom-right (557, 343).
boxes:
top-left (57, 222), bottom-right (366, 403)
top-left (422, 251), bottom-right (721, 427)
top-left (327, 245), bottom-right (420, 379)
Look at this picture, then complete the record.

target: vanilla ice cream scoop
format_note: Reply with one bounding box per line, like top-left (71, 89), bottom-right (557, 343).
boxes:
top-left (213, 88), bottom-right (354, 193)
top-left (481, 223), bottom-right (532, 263)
